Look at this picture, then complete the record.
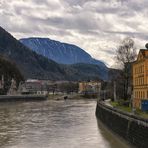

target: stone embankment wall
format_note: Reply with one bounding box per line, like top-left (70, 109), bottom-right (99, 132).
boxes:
top-left (96, 101), bottom-right (148, 148)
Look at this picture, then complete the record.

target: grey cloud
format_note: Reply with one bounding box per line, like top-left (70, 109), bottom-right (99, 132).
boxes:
top-left (104, 49), bottom-right (115, 55)
top-left (31, 0), bottom-right (48, 5)
top-left (1, 10), bottom-right (14, 16)
top-left (61, 0), bottom-right (97, 7)
top-left (105, 31), bottom-right (148, 41)
top-left (77, 30), bottom-right (100, 36)
top-left (35, 15), bottom-right (99, 31)
top-left (83, 1), bottom-right (137, 18)
top-left (32, 0), bottom-right (62, 10)
top-left (41, 27), bottom-right (72, 36)
top-left (126, 1), bottom-right (148, 12)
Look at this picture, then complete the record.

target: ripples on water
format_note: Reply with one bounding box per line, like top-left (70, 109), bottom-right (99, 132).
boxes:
top-left (0, 99), bottom-right (130, 148)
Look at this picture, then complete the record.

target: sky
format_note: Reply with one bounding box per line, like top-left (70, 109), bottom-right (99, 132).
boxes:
top-left (0, 0), bottom-right (148, 67)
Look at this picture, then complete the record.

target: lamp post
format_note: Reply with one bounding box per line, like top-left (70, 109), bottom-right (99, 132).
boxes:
top-left (114, 81), bottom-right (117, 101)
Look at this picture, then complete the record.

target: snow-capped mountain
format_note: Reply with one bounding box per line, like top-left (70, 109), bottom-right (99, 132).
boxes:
top-left (20, 38), bottom-right (108, 80)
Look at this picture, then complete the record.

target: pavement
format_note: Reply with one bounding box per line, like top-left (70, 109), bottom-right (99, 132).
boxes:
top-left (104, 99), bottom-right (113, 107)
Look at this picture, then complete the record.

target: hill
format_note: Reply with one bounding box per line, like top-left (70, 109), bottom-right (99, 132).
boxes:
top-left (20, 37), bottom-right (108, 80)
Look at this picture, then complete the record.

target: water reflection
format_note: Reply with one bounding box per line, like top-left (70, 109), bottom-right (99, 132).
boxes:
top-left (0, 100), bottom-right (131, 148)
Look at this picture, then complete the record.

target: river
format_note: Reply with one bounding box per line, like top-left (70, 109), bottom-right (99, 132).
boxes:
top-left (0, 99), bottom-right (131, 148)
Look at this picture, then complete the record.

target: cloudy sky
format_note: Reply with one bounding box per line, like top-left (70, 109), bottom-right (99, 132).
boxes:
top-left (0, 0), bottom-right (148, 67)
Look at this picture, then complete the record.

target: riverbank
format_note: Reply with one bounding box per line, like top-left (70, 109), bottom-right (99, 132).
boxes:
top-left (47, 94), bottom-right (97, 100)
top-left (0, 94), bottom-right (47, 102)
top-left (0, 93), bottom-right (96, 103)
top-left (96, 101), bottom-right (148, 148)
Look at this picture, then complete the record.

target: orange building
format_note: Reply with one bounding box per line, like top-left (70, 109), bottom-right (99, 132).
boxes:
top-left (133, 49), bottom-right (148, 108)
top-left (79, 81), bottom-right (101, 94)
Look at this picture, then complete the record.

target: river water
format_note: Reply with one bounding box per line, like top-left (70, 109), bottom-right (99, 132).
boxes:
top-left (0, 99), bottom-right (131, 148)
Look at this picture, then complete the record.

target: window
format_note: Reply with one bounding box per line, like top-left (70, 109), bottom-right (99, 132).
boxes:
top-left (143, 91), bottom-right (145, 98)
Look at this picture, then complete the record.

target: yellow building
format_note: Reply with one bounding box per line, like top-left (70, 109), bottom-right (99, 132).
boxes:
top-left (133, 49), bottom-right (148, 108)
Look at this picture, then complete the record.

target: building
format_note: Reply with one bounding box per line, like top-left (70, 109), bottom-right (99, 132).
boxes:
top-left (18, 79), bottom-right (54, 95)
top-left (132, 48), bottom-right (148, 108)
top-left (79, 81), bottom-right (101, 95)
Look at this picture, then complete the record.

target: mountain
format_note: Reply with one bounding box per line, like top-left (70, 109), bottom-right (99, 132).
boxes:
top-left (0, 26), bottom-right (105, 80)
top-left (20, 38), bottom-right (108, 80)
top-left (70, 63), bottom-right (105, 81)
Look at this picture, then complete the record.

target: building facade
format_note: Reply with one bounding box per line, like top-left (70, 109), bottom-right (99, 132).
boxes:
top-left (18, 79), bottom-right (52, 95)
top-left (133, 49), bottom-right (148, 108)
top-left (79, 81), bottom-right (101, 95)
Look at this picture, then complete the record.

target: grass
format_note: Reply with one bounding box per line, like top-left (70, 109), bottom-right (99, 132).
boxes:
top-left (117, 106), bottom-right (132, 113)
top-left (110, 101), bottom-right (119, 107)
top-left (110, 100), bottom-right (148, 118)
top-left (110, 101), bottom-right (132, 112)
top-left (135, 109), bottom-right (148, 118)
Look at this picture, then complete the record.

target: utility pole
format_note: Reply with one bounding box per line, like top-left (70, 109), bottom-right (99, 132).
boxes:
top-left (114, 81), bottom-right (117, 101)
top-left (98, 83), bottom-right (101, 101)
top-left (103, 90), bottom-right (106, 101)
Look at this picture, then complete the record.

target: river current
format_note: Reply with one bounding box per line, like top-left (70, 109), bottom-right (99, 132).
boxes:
top-left (0, 99), bottom-right (130, 148)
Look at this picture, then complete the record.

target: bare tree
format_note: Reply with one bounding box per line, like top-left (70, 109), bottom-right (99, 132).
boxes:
top-left (116, 37), bottom-right (137, 100)
top-left (116, 37), bottom-right (137, 67)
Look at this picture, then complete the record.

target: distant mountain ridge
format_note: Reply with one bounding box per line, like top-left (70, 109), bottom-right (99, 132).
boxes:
top-left (0, 26), bottom-right (107, 80)
top-left (20, 37), bottom-right (108, 80)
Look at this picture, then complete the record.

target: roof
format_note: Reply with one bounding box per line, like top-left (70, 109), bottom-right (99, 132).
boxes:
top-left (139, 49), bottom-right (147, 57)
top-left (136, 49), bottom-right (148, 62)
